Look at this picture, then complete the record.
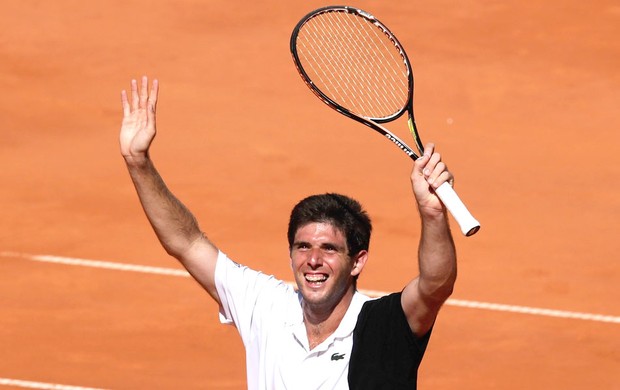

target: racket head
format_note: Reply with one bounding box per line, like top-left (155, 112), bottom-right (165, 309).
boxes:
top-left (290, 6), bottom-right (415, 124)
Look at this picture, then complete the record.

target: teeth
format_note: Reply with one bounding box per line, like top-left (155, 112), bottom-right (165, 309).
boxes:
top-left (305, 274), bottom-right (327, 282)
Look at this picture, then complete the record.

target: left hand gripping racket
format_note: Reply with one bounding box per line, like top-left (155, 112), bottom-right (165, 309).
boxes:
top-left (290, 5), bottom-right (480, 236)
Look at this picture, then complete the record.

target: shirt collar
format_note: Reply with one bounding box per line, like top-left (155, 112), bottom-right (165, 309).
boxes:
top-left (289, 291), bottom-right (371, 353)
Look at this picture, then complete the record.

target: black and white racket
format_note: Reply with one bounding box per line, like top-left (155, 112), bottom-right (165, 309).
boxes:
top-left (290, 5), bottom-right (480, 236)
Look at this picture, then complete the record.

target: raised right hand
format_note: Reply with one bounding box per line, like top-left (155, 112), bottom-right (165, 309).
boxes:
top-left (120, 76), bottom-right (159, 162)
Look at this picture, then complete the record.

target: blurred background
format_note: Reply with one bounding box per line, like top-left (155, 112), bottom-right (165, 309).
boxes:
top-left (1, 1), bottom-right (618, 388)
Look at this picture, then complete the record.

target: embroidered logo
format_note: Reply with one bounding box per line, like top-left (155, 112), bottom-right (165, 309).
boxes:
top-left (331, 353), bottom-right (346, 361)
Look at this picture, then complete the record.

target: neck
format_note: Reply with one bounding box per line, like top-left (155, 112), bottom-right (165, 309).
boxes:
top-left (303, 288), bottom-right (356, 350)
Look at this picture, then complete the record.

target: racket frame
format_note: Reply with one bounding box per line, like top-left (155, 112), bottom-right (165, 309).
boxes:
top-left (291, 5), bottom-right (425, 158)
top-left (291, 6), bottom-right (480, 236)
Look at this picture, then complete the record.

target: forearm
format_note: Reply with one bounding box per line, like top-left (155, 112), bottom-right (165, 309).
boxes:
top-left (125, 156), bottom-right (206, 258)
top-left (119, 78), bottom-right (220, 302)
top-left (417, 211), bottom-right (457, 304)
top-left (402, 143), bottom-right (458, 335)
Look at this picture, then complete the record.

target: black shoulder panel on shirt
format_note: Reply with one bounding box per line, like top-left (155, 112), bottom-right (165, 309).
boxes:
top-left (348, 292), bottom-right (432, 390)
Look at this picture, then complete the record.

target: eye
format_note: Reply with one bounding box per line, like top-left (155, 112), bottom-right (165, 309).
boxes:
top-left (322, 244), bottom-right (337, 253)
top-left (295, 242), bottom-right (310, 250)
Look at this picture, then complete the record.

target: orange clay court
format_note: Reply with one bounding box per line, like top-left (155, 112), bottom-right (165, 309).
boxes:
top-left (0, 1), bottom-right (618, 389)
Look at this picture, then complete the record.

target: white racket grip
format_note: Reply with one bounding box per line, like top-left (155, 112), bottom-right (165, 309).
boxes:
top-left (435, 182), bottom-right (480, 236)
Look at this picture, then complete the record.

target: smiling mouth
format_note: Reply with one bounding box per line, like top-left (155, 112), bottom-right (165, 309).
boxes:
top-left (305, 274), bottom-right (328, 284)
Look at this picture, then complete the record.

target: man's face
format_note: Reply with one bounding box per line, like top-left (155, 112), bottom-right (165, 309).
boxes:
top-left (290, 222), bottom-right (365, 311)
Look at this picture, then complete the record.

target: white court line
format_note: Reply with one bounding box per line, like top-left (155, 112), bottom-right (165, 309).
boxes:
top-left (0, 378), bottom-right (105, 390)
top-left (1, 251), bottom-right (619, 324)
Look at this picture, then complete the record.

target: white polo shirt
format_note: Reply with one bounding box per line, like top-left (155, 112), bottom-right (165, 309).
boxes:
top-left (214, 251), bottom-right (372, 390)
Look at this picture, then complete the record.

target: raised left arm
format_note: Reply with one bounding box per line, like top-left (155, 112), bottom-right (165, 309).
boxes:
top-left (401, 143), bottom-right (457, 337)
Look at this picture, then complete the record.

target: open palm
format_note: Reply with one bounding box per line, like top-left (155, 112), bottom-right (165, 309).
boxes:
top-left (120, 76), bottom-right (159, 161)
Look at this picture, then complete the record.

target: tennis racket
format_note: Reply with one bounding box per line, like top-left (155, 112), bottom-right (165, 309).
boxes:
top-left (290, 5), bottom-right (480, 236)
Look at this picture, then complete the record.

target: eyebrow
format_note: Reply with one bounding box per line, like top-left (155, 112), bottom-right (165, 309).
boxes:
top-left (292, 241), bottom-right (346, 251)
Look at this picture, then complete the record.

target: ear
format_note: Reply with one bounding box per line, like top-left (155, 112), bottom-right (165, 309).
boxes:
top-left (350, 250), bottom-right (368, 277)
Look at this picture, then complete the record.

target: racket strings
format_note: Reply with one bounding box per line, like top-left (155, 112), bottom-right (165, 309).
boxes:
top-left (300, 14), bottom-right (388, 112)
top-left (296, 10), bottom-right (410, 120)
top-left (322, 16), bottom-right (380, 111)
top-left (299, 15), bottom-right (396, 116)
top-left (344, 15), bottom-right (405, 107)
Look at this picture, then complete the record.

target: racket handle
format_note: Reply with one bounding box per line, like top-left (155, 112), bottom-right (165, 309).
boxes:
top-left (435, 182), bottom-right (480, 236)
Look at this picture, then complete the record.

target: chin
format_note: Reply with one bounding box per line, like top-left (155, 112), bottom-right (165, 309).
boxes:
top-left (299, 285), bottom-right (331, 305)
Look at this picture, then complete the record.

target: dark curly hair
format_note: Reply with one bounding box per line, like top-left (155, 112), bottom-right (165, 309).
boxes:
top-left (287, 193), bottom-right (372, 257)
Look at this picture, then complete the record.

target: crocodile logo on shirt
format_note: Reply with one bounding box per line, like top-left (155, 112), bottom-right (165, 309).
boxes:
top-left (331, 353), bottom-right (346, 361)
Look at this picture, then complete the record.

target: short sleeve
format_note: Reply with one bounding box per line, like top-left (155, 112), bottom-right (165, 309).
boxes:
top-left (214, 251), bottom-right (294, 344)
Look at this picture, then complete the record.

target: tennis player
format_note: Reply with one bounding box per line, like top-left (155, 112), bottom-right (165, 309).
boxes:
top-left (120, 76), bottom-right (457, 389)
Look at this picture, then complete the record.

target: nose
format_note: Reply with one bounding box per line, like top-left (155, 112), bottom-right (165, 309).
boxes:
top-left (308, 248), bottom-right (323, 268)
